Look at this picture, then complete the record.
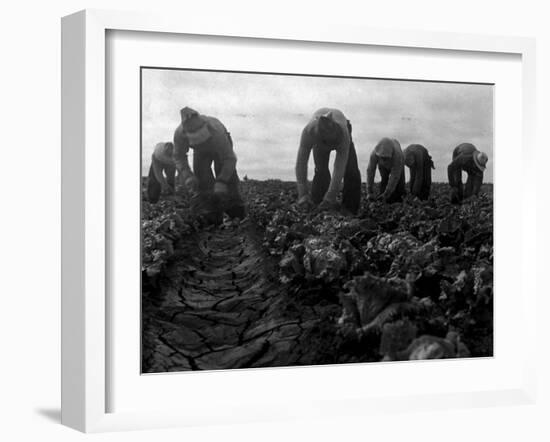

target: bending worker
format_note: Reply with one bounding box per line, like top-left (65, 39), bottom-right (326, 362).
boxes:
top-left (295, 108), bottom-right (362, 214)
top-left (403, 144), bottom-right (435, 200)
top-left (447, 143), bottom-right (488, 203)
top-left (366, 137), bottom-right (406, 203)
top-left (173, 107), bottom-right (246, 221)
top-left (147, 141), bottom-right (176, 204)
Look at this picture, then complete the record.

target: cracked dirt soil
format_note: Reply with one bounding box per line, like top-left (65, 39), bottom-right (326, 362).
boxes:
top-left (142, 219), bottom-right (344, 373)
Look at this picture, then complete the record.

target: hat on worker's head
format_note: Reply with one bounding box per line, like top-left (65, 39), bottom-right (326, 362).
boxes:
top-left (374, 138), bottom-right (396, 158)
top-left (180, 107), bottom-right (211, 145)
top-left (473, 151), bottom-right (488, 172)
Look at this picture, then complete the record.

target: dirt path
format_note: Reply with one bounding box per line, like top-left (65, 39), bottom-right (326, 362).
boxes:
top-left (142, 220), bottom-right (338, 372)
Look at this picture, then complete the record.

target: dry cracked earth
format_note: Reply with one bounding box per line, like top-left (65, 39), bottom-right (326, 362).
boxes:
top-left (142, 219), bottom-right (343, 373)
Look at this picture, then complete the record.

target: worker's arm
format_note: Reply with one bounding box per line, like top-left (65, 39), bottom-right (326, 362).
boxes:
top-left (173, 126), bottom-right (194, 183)
top-left (467, 172), bottom-right (483, 197)
top-left (215, 133), bottom-right (238, 184)
top-left (324, 130), bottom-right (350, 203)
top-left (295, 126), bottom-right (314, 199)
top-left (447, 155), bottom-right (469, 189)
top-left (448, 154), bottom-right (471, 203)
top-left (366, 151), bottom-right (378, 197)
top-left (152, 157), bottom-right (168, 188)
top-left (380, 149), bottom-right (405, 200)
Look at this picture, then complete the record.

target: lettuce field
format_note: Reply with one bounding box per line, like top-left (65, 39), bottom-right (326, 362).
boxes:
top-left (141, 180), bottom-right (493, 372)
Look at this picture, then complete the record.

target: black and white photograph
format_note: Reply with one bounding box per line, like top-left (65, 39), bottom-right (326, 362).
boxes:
top-left (3, 0), bottom-right (548, 438)
top-left (140, 67), bottom-right (493, 373)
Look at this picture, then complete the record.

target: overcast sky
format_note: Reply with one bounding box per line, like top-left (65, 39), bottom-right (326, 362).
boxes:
top-left (142, 68), bottom-right (493, 183)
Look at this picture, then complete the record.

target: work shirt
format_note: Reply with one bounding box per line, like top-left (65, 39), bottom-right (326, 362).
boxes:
top-left (366, 138), bottom-right (405, 197)
top-left (448, 143), bottom-right (483, 193)
top-left (151, 142), bottom-right (175, 188)
top-left (295, 108), bottom-right (351, 202)
top-left (173, 116), bottom-right (237, 184)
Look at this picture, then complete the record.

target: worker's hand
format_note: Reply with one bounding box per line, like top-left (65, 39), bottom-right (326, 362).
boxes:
top-left (367, 193), bottom-right (376, 202)
top-left (317, 199), bottom-right (340, 212)
top-left (377, 193), bottom-right (388, 202)
top-left (184, 176), bottom-right (199, 193)
top-left (161, 184), bottom-right (174, 195)
top-left (214, 181), bottom-right (229, 195)
top-left (297, 194), bottom-right (313, 210)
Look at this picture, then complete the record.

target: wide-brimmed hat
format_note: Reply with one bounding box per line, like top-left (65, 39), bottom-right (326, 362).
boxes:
top-left (473, 151), bottom-right (488, 172)
top-left (180, 107), bottom-right (211, 145)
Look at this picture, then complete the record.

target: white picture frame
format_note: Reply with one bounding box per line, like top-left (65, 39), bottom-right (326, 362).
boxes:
top-left (61, 9), bottom-right (537, 433)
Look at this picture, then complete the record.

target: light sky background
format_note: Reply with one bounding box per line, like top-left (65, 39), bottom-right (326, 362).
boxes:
top-left (142, 68), bottom-right (493, 183)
